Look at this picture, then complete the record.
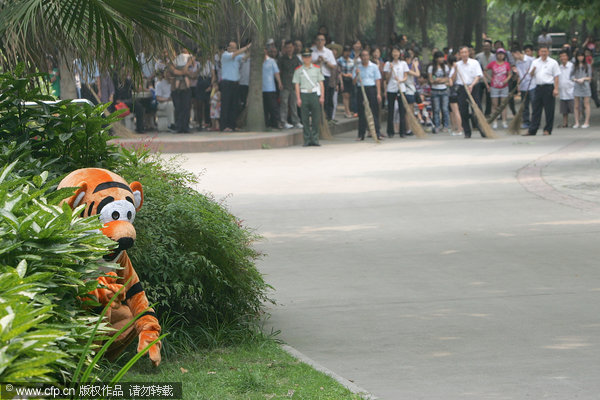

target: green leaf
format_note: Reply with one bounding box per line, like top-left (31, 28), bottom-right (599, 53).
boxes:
top-left (16, 259), bottom-right (27, 278)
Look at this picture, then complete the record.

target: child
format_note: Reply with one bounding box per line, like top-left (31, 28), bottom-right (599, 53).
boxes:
top-left (486, 48), bottom-right (512, 129)
top-left (209, 83), bottom-right (221, 131)
top-left (416, 74), bottom-right (433, 128)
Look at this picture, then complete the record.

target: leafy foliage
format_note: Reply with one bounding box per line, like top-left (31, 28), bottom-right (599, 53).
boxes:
top-left (491, 0), bottom-right (600, 25)
top-left (116, 149), bottom-right (273, 346)
top-left (0, 0), bottom-right (214, 76)
top-left (0, 66), bottom-right (122, 179)
top-left (0, 161), bottom-right (117, 384)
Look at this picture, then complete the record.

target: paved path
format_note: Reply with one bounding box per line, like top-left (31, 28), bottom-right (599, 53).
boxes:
top-left (175, 117), bottom-right (600, 399)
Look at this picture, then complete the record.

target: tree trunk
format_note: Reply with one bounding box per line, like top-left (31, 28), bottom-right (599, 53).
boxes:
top-left (375, 2), bottom-right (385, 48)
top-left (245, 5), bottom-right (267, 131)
top-left (461, 0), bottom-right (473, 47)
top-left (482, 1), bottom-right (487, 38)
top-left (474, 0), bottom-right (483, 52)
top-left (385, 1), bottom-right (395, 47)
top-left (446, 0), bottom-right (456, 49)
top-left (59, 52), bottom-right (76, 100)
top-left (510, 13), bottom-right (515, 46)
top-left (418, 2), bottom-right (428, 48)
top-left (516, 11), bottom-right (526, 47)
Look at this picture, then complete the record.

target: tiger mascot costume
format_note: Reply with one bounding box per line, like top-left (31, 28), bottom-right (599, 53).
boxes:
top-left (58, 168), bottom-right (162, 366)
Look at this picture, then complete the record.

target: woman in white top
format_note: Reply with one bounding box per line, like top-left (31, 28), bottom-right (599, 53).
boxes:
top-left (427, 51), bottom-right (451, 133)
top-left (383, 47), bottom-right (409, 137)
top-left (571, 51), bottom-right (592, 128)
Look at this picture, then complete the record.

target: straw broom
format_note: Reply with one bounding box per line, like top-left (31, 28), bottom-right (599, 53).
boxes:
top-left (398, 91), bottom-right (427, 138)
top-left (319, 103), bottom-right (334, 140)
top-left (391, 65), bottom-right (426, 138)
top-left (508, 67), bottom-right (536, 135)
top-left (357, 69), bottom-right (379, 143)
top-left (89, 87), bottom-right (138, 138)
top-left (456, 68), bottom-right (496, 139)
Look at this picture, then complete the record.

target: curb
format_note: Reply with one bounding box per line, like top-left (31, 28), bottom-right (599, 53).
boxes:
top-left (280, 344), bottom-right (378, 400)
top-left (113, 118), bottom-right (359, 154)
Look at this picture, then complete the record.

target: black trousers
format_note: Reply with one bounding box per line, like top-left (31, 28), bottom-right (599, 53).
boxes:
top-left (172, 88), bottom-right (192, 132)
top-left (591, 78), bottom-right (600, 107)
top-left (528, 84), bottom-right (555, 135)
top-left (239, 84), bottom-right (249, 110)
top-left (386, 91), bottom-right (405, 137)
top-left (263, 92), bottom-right (280, 128)
top-left (220, 80), bottom-right (239, 130)
top-left (81, 84), bottom-right (99, 105)
top-left (122, 99), bottom-right (145, 131)
top-left (457, 85), bottom-right (483, 137)
top-left (323, 76), bottom-right (334, 120)
top-left (478, 82), bottom-right (491, 116)
top-left (357, 86), bottom-right (380, 139)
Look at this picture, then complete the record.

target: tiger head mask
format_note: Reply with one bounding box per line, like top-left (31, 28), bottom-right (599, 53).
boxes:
top-left (58, 168), bottom-right (143, 261)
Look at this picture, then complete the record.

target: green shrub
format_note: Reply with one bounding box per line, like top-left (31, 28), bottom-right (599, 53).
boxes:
top-left (0, 65), bottom-right (121, 179)
top-left (0, 161), bottom-right (118, 384)
top-left (116, 149), bottom-right (273, 347)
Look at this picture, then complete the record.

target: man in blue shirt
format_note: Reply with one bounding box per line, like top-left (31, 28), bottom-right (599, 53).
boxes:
top-left (353, 50), bottom-right (382, 140)
top-left (263, 48), bottom-right (283, 128)
top-left (220, 40), bottom-right (251, 132)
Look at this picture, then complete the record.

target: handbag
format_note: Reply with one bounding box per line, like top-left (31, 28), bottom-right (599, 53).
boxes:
top-left (114, 101), bottom-right (130, 117)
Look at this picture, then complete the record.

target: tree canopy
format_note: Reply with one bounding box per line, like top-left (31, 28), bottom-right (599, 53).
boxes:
top-left (0, 0), bottom-right (214, 74)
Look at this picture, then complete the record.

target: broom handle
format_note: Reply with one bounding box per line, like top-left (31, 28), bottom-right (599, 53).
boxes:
top-left (520, 66), bottom-right (536, 99)
top-left (357, 69), bottom-right (369, 105)
top-left (455, 67), bottom-right (478, 106)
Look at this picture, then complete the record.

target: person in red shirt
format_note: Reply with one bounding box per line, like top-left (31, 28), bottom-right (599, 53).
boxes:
top-left (486, 48), bottom-right (512, 129)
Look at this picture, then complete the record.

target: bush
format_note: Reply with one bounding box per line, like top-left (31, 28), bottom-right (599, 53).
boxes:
top-left (116, 150), bottom-right (273, 347)
top-left (0, 65), bottom-right (121, 179)
top-left (0, 161), bottom-right (117, 384)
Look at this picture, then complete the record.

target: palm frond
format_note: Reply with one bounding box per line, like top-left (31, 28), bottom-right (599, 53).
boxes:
top-left (0, 0), bottom-right (215, 75)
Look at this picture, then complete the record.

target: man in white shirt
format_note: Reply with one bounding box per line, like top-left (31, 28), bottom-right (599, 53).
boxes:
top-left (512, 48), bottom-right (536, 128)
top-left (311, 33), bottom-right (337, 120)
top-left (154, 70), bottom-right (175, 130)
top-left (525, 45), bottom-right (560, 136)
top-left (453, 46), bottom-right (485, 138)
top-left (475, 40), bottom-right (495, 116)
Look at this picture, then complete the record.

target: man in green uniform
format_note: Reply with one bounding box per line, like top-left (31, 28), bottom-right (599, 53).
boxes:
top-left (293, 48), bottom-right (325, 146)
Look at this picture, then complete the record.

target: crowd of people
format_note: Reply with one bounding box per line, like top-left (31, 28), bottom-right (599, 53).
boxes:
top-left (46, 27), bottom-right (600, 142)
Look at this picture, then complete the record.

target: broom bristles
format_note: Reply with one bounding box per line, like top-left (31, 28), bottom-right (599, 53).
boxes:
top-left (358, 84), bottom-right (379, 142)
top-left (399, 92), bottom-right (426, 139)
top-left (472, 103), bottom-right (497, 138)
top-left (319, 105), bottom-right (334, 140)
top-left (508, 95), bottom-right (527, 135)
top-left (465, 86), bottom-right (497, 139)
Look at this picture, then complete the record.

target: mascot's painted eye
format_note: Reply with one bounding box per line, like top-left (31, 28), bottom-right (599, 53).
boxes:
top-left (99, 200), bottom-right (136, 224)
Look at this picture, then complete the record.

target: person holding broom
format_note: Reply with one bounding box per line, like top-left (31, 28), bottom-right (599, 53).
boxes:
top-left (512, 48), bottom-right (536, 129)
top-left (383, 46), bottom-right (409, 137)
top-left (453, 46), bottom-right (485, 138)
top-left (353, 49), bottom-right (383, 141)
top-left (293, 48), bottom-right (325, 146)
top-left (485, 48), bottom-right (512, 129)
